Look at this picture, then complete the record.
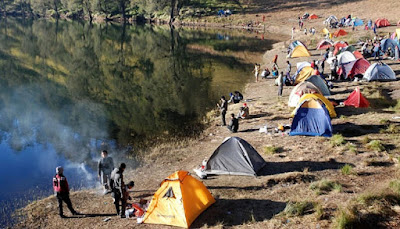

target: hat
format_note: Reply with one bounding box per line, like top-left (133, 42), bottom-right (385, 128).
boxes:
top-left (243, 103), bottom-right (247, 106)
top-left (56, 166), bottom-right (63, 174)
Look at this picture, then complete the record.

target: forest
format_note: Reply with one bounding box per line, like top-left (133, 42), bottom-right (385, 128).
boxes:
top-left (0, 0), bottom-right (242, 23)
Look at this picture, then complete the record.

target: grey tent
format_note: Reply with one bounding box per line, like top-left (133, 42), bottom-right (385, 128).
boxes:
top-left (305, 75), bottom-right (331, 96)
top-left (363, 63), bottom-right (396, 81)
top-left (205, 137), bottom-right (266, 176)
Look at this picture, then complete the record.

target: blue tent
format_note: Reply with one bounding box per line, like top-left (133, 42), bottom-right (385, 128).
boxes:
top-left (290, 99), bottom-right (333, 137)
top-left (353, 19), bottom-right (364, 26)
top-left (305, 75), bottom-right (331, 96)
top-left (380, 38), bottom-right (400, 52)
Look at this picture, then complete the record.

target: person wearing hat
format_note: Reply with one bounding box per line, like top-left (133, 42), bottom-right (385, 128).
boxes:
top-left (111, 163), bottom-right (127, 218)
top-left (237, 103), bottom-right (249, 119)
top-left (53, 166), bottom-right (79, 218)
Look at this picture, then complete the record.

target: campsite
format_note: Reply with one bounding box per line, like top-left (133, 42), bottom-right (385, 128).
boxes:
top-left (9, 0), bottom-right (400, 228)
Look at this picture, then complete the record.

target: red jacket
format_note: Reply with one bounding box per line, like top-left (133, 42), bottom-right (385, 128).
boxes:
top-left (53, 174), bottom-right (69, 193)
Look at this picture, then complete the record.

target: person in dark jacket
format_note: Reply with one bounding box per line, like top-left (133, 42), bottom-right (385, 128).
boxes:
top-left (227, 113), bottom-right (239, 133)
top-left (98, 150), bottom-right (114, 194)
top-left (53, 166), bottom-right (79, 218)
top-left (111, 163), bottom-right (126, 218)
top-left (217, 96), bottom-right (228, 126)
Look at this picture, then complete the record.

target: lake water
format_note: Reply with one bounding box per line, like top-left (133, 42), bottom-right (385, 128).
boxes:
top-left (0, 19), bottom-right (276, 226)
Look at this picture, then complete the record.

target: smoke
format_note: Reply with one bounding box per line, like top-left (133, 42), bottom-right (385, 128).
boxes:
top-left (0, 82), bottom-right (136, 189)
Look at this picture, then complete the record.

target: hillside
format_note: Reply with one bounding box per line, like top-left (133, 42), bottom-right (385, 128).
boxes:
top-left (15, 0), bottom-right (400, 228)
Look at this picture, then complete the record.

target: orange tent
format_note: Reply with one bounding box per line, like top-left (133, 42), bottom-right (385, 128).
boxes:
top-left (375, 18), bottom-right (390, 28)
top-left (309, 14), bottom-right (318, 19)
top-left (344, 87), bottom-right (369, 108)
top-left (333, 29), bottom-right (348, 38)
top-left (353, 51), bottom-right (364, 59)
top-left (143, 171), bottom-right (215, 228)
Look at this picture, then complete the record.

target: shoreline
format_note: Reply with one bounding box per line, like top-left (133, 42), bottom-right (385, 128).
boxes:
top-left (14, 0), bottom-right (400, 227)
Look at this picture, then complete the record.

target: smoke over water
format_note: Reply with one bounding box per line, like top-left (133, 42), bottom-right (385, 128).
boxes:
top-left (0, 83), bottom-right (134, 227)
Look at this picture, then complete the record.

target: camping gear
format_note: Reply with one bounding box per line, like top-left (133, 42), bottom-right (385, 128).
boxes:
top-left (290, 99), bottom-right (333, 137)
top-left (309, 14), bottom-right (318, 19)
top-left (292, 93), bottom-right (336, 118)
top-left (338, 58), bottom-right (370, 79)
top-left (352, 18), bottom-right (364, 26)
top-left (204, 137), bottom-right (266, 176)
top-left (288, 81), bottom-right (322, 107)
top-left (324, 15), bottom-right (338, 28)
top-left (380, 38), bottom-right (400, 52)
top-left (305, 75), bottom-right (331, 96)
top-left (143, 171), bottom-right (215, 228)
top-left (287, 40), bottom-right (309, 58)
top-left (363, 63), bottom-right (396, 81)
top-left (337, 51), bottom-right (356, 65)
top-left (317, 39), bottom-right (334, 50)
top-left (289, 46), bottom-right (311, 58)
top-left (333, 41), bottom-right (349, 55)
top-left (343, 87), bottom-right (370, 108)
top-left (294, 66), bottom-right (314, 84)
top-left (375, 18), bottom-right (390, 28)
top-left (333, 29), bottom-right (348, 38)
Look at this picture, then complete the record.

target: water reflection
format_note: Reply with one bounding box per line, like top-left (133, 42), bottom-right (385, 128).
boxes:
top-left (0, 19), bottom-right (277, 226)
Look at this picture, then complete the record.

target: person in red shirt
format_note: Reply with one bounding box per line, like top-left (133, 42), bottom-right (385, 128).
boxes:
top-left (53, 166), bottom-right (79, 218)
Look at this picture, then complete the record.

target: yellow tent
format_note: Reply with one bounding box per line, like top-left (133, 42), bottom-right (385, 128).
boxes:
top-left (294, 66), bottom-right (314, 85)
top-left (322, 28), bottom-right (330, 34)
top-left (143, 171), bottom-right (215, 228)
top-left (290, 45), bottom-right (311, 58)
top-left (291, 93), bottom-right (337, 118)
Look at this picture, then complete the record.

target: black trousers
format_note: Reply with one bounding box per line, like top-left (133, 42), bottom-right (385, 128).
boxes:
top-left (57, 193), bottom-right (76, 216)
top-left (221, 110), bottom-right (226, 126)
top-left (113, 190), bottom-right (127, 215)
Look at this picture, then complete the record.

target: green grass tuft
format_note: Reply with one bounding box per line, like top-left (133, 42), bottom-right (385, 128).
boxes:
top-left (366, 140), bottom-right (385, 152)
top-left (334, 207), bottom-right (358, 229)
top-left (330, 134), bottom-right (346, 147)
top-left (263, 145), bottom-right (283, 155)
top-left (310, 179), bottom-right (342, 195)
top-left (283, 201), bottom-right (314, 217)
top-left (341, 164), bottom-right (354, 175)
top-left (346, 143), bottom-right (357, 154)
top-left (389, 180), bottom-right (400, 194)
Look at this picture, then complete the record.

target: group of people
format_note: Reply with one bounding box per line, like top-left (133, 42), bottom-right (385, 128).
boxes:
top-left (53, 150), bottom-right (136, 219)
top-left (216, 93), bottom-right (249, 133)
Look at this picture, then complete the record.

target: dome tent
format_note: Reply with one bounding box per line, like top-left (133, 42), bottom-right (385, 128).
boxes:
top-left (363, 63), bottom-right (396, 81)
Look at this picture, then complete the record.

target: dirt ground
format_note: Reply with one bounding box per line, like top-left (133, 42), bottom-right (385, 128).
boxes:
top-left (15, 0), bottom-right (400, 228)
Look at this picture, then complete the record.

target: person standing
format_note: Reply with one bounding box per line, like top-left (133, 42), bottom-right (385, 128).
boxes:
top-left (98, 150), bottom-right (114, 194)
top-left (111, 163), bottom-right (127, 218)
top-left (217, 96), bottom-right (228, 126)
top-left (330, 56), bottom-right (338, 80)
top-left (291, 27), bottom-right (295, 40)
top-left (252, 63), bottom-right (260, 82)
top-left (53, 166), bottom-right (79, 218)
top-left (277, 71), bottom-right (284, 97)
top-left (285, 60), bottom-right (291, 78)
top-left (227, 113), bottom-right (239, 133)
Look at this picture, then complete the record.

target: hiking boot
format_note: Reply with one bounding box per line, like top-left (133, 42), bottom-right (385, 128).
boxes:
top-left (120, 215), bottom-right (126, 219)
top-left (72, 211), bottom-right (82, 215)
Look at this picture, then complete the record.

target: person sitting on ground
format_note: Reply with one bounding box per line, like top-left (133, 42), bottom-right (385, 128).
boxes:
top-left (272, 67), bottom-right (278, 78)
top-left (261, 68), bottom-right (270, 79)
top-left (237, 103), bottom-right (249, 119)
top-left (228, 91), bottom-right (244, 104)
top-left (227, 113), bottom-right (239, 133)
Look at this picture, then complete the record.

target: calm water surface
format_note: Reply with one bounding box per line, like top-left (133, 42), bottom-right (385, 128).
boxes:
top-left (0, 19), bottom-right (276, 226)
